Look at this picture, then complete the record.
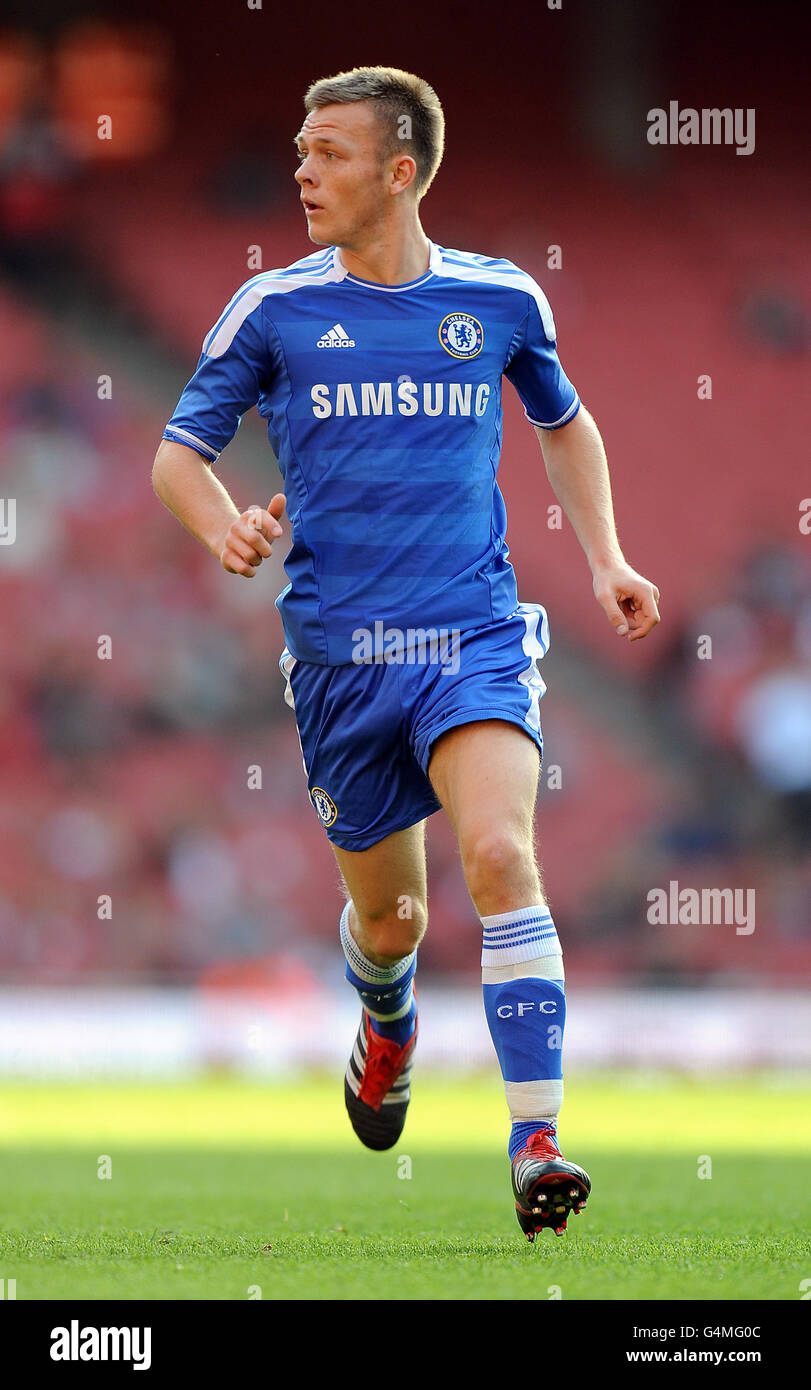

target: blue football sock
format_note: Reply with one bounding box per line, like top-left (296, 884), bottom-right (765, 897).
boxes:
top-left (480, 904), bottom-right (566, 1157)
top-left (339, 902), bottom-right (417, 1046)
top-left (368, 994), bottom-right (417, 1046)
top-left (508, 1118), bottom-right (556, 1160)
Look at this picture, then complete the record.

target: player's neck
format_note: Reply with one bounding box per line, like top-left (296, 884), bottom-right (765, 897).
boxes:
top-left (337, 220), bottom-right (431, 286)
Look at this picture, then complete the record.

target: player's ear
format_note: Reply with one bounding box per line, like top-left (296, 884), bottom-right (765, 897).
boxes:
top-left (389, 153), bottom-right (418, 197)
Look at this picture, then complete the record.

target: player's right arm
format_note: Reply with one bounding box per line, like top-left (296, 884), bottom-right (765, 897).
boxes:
top-left (152, 440), bottom-right (284, 576)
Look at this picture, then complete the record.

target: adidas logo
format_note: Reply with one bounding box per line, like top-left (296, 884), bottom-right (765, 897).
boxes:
top-left (317, 323), bottom-right (356, 348)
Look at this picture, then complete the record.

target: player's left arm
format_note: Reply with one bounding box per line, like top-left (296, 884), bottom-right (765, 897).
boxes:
top-left (535, 407), bottom-right (661, 642)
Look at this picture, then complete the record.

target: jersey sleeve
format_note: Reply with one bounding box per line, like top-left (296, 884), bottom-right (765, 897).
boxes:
top-left (503, 282), bottom-right (581, 431)
top-left (162, 288), bottom-right (273, 464)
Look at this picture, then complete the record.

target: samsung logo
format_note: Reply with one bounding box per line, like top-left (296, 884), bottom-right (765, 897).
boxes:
top-left (310, 381), bottom-right (491, 418)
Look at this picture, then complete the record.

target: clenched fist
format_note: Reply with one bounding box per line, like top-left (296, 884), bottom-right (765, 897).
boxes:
top-left (220, 494), bottom-right (286, 577)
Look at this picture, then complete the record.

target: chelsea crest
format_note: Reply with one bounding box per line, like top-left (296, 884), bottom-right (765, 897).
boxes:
top-left (439, 312), bottom-right (484, 359)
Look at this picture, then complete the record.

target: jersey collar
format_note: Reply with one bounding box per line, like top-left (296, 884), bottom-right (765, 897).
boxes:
top-left (332, 240), bottom-right (442, 290)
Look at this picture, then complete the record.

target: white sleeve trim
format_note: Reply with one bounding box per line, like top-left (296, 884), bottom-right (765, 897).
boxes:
top-left (163, 426), bottom-right (220, 461)
top-left (203, 263), bottom-right (340, 357)
top-left (525, 395), bottom-right (581, 430)
top-left (435, 255), bottom-right (557, 341)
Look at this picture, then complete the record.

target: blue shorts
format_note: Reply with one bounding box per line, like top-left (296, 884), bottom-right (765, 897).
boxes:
top-left (279, 602), bottom-right (549, 851)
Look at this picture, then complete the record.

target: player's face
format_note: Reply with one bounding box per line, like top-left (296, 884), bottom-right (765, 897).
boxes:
top-left (294, 103), bottom-right (392, 248)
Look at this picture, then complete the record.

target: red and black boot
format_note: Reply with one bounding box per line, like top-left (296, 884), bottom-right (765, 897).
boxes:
top-left (511, 1124), bottom-right (591, 1240)
top-left (344, 1008), bottom-right (418, 1151)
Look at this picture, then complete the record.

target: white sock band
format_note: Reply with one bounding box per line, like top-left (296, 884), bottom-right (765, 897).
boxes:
top-left (480, 904), bottom-right (561, 969)
top-left (504, 1078), bottom-right (564, 1121)
top-left (339, 901), bottom-right (415, 983)
top-left (482, 954), bottom-right (564, 984)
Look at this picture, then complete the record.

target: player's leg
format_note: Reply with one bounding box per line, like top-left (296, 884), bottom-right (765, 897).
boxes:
top-left (428, 718), bottom-right (590, 1237)
top-left (428, 718), bottom-right (543, 913)
top-left (332, 822), bottom-right (427, 1150)
top-left (333, 820), bottom-right (426, 1046)
top-left (333, 820), bottom-right (428, 965)
top-left (280, 649), bottom-right (439, 1150)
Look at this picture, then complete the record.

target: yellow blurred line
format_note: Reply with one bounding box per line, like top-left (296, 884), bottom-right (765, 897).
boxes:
top-left (0, 1075), bottom-right (808, 1151)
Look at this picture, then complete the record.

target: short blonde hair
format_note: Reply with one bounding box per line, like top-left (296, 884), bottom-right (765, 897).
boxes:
top-left (303, 66), bottom-right (445, 199)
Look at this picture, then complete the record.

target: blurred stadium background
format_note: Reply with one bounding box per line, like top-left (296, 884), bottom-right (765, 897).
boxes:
top-left (0, 0), bottom-right (808, 1092)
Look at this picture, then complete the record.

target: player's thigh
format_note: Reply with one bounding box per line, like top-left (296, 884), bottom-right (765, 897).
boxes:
top-left (427, 719), bottom-right (542, 892)
top-left (331, 819), bottom-right (429, 934)
top-left (428, 719), bottom-right (540, 834)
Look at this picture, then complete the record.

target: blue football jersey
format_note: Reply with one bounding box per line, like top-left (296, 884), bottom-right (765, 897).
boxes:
top-left (163, 241), bottom-right (580, 664)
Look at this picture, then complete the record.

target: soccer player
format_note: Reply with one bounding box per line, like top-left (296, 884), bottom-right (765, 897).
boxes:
top-left (153, 67), bottom-right (660, 1240)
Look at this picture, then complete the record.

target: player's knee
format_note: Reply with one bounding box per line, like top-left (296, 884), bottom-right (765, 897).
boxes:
top-left (356, 898), bottom-right (427, 963)
top-left (462, 828), bottom-right (533, 904)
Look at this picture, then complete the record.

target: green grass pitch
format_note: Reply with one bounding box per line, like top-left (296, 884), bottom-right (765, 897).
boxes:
top-left (0, 1071), bottom-right (808, 1300)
